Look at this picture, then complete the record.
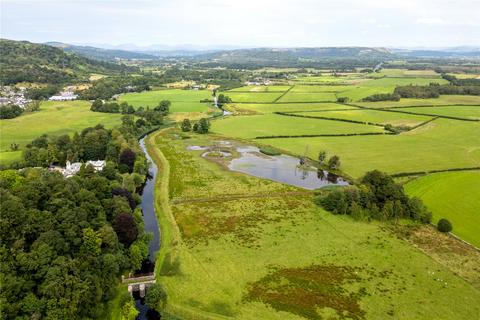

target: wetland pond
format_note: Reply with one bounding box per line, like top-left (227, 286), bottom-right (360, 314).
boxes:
top-left (189, 143), bottom-right (349, 190)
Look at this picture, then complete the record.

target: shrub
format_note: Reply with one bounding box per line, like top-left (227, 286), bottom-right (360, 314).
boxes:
top-left (259, 146), bottom-right (281, 156)
top-left (181, 118), bottom-right (192, 132)
top-left (145, 284), bottom-right (167, 311)
top-left (113, 213), bottom-right (138, 246)
top-left (437, 218), bottom-right (453, 233)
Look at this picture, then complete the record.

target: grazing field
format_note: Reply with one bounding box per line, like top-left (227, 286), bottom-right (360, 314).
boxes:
top-left (404, 171), bottom-right (480, 248)
top-left (294, 75), bottom-right (362, 84)
top-left (118, 89), bottom-right (212, 112)
top-left (227, 91), bottom-right (284, 103)
top-left (277, 92), bottom-right (337, 103)
top-left (256, 119), bottom-right (480, 178)
top-left (379, 69), bottom-right (441, 77)
top-left (0, 101), bottom-right (123, 164)
top-left (354, 95), bottom-right (480, 108)
top-left (293, 109), bottom-right (432, 126)
top-left (231, 103), bottom-right (358, 114)
top-left (148, 129), bottom-right (480, 320)
top-left (211, 114), bottom-right (386, 139)
top-left (395, 105), bottom-right (480, 120)
top-left (289, 85), bottom-right (353, 93)
top-left (337, 77), bottom-right (449, 101)
top-left (229, 85), bottom-right (292, 92)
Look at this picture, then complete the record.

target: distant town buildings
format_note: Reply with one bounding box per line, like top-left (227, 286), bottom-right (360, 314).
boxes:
top-left (0, 86), bottom-right (32, 108)
top-left (244, 79), bottom-right (271, 86)
top-left (49, 160), bottom-right (106, 178)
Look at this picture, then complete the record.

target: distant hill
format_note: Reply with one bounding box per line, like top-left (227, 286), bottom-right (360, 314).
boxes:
top-left (0, 39), bottom-right (136, 85)
top-left (391, 48), bottom-right (480, 58)
top-left (193, 47), bottom-right (395, 68)
top-left (46, 42), bottom-right (157, 61)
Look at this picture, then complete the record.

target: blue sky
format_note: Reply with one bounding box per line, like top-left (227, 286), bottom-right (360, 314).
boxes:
top-left (1, 0), bottom-right (479, 48)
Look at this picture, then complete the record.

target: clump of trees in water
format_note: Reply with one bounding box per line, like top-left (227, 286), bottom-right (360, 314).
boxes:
top-left (316, 170), bottom-right (432, 223)
top-left (318, 150), bottom-right (341, 170)
top-left (0, 125), bottom-right (152, 319)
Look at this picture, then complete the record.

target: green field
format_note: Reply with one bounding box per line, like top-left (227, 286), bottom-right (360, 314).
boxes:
top-left (211, 114), bottom-right (386, 139)
top-left (396, 105), bottom-right (480, 120)
top-left (293, 109), bottom-right (432, 126)
top-left (336, 77), bottom-right (449, 101)
top-left (227, 91), bottom-right (284, 103)
top-left (405, 171), bottom-right (480, 248)
top-left (0, 101), bottom-right (123, 164)
top-left (118, 89), bottom-right (212, 112)
top-left (148, 129), bottom-right (480, 319)
top-left (229, 85), bottom-right (292, 92)
top-left (289, 85), bottom-right (353, 93)
top-left (232, 103), bottom-right (357, 114)
top-left (277, 92), bottom-right (338, 103)
top-left (354, 95), bottom-right (480, 108)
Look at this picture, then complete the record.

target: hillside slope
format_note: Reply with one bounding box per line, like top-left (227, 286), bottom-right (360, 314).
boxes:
top-left (0, 39), bottom-right (136, 85)
top-left (46, 42), bottom-right (157, 61)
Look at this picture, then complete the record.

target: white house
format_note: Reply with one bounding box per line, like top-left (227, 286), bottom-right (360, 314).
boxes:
top-left (49, 92), bottom-right (78, 101)
top-left (86, 160), bottom-right (106, 172)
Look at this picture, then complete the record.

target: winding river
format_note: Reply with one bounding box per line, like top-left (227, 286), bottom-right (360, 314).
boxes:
top-left (135, 135), bottom-right (161, 320)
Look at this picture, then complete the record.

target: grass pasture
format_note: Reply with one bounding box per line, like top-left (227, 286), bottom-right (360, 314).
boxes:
top-left (149, 129), bottom-right (480, 320)
top-left (354, 95), bottom-right (480, 108)
top-left (277, 92), bottom-right (338, 103)
top-left (227, 91), bottom-right (285, 103)
top-left (0, 101), bottom-right (123, 164)
top-left (229, 85), bottom-right (291, 92)
top-left (118, 89), bottom-right (212, 113)
top-left (232, 103), bottom-right (358, 114)
top-left (289, 85), bottom-right (353, 93)
top-left (405, 171), bottom-right (480, 248)
top-left (394, 105), bottom-right (480, 120)
top-left (211, 114), bottom-right (386, 139)
top-left (258, 119), bottom-right (480, 178)
top-left (293, 109), bottom-right (432, 126)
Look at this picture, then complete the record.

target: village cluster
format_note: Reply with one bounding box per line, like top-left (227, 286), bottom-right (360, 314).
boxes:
top-left (0, 86), bottom-right (31, 108)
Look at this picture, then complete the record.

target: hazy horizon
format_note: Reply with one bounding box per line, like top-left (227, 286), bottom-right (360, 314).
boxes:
top-left (1, 0), bottom-right (480, 48)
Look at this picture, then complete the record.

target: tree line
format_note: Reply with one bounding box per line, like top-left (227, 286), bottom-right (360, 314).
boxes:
top-left (316, 170), bottom-right (432, 223)
top-left (0, 101), bottom-right (40, 119)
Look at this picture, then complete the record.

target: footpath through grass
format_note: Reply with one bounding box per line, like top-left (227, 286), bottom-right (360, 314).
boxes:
top-left (405, 171), bottom-right (480, 248)
top-left (148, 128), bottom-right (480, 319)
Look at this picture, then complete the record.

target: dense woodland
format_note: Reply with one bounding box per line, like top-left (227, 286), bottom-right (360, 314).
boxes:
top-left (0, 122), bottom-right (151, 319)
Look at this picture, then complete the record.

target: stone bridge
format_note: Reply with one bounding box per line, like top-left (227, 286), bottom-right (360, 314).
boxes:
top-left (122, 273), bottom-right (156, 298)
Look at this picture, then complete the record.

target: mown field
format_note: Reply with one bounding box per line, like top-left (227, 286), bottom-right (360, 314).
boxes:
top-left (405, 171), bottom-right (480, 248)
top-left (118, 88), bottom-right (213, 112)
top-left (0, 101), bottom-right (123, 164)
top-left (148, 128), bottom-right (480, 319)
top-left (211, 114), bottom-right (386, 139)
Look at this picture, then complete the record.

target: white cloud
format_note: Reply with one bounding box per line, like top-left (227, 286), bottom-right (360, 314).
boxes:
top-left (1, 0), bottom-right (479, 47)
